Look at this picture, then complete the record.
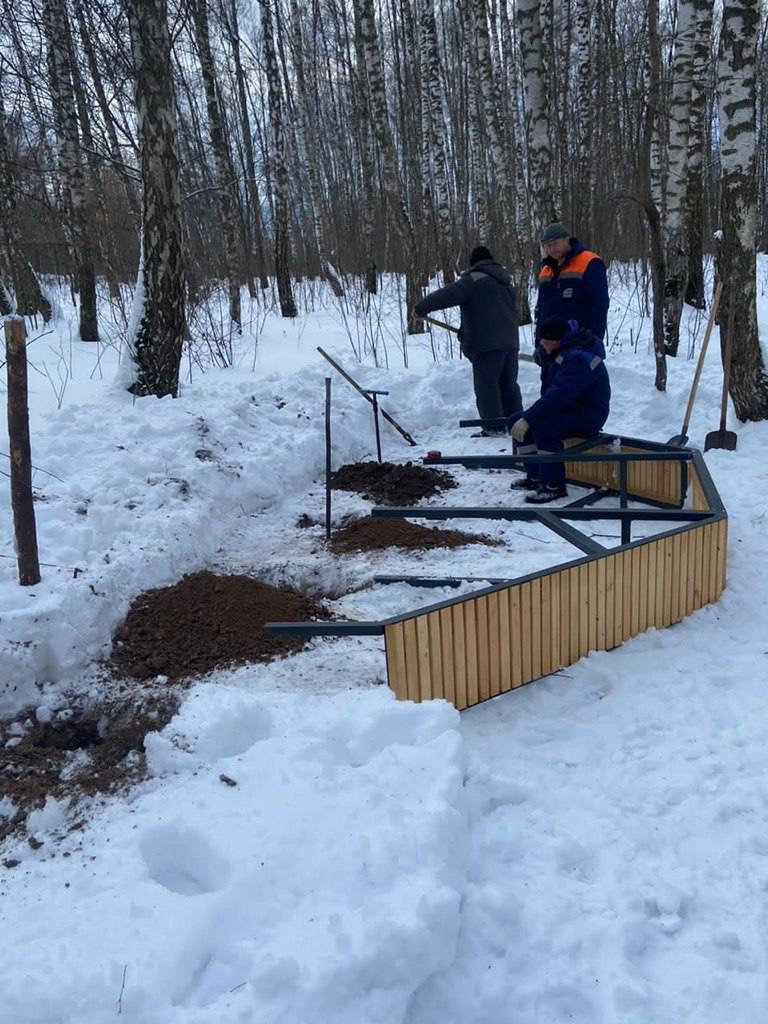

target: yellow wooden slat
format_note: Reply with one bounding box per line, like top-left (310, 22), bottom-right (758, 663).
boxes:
top-left (416, 615), bottom-right (432, 702)
top-left (549, 573), bottom-right (561, 672)
top-left (520, 582), bottom-right (533, 683)
top-left (670, 532), bottom-right (682, 623)
top-left (715, 518), bottom-right (728, 597)
top-left (629, 546), bottom-right (641, 636)
top-left (662, 535), bottom-right (674, 626)
top-left (497, 589), bottom-right (511, 695)
top-left (605, 554), bottom-right (615, 649)
top-left (578, 564), bottom-right (590, 658)
top-left (509, 585), bottom-right (523, 687)
top-left (439, 608), bottom-right (456, 707)
top-left (451, 604), bottom-right (468, 710)
top-left (427, 611), bottom-right (443, 701)
top-left (464, 601), bottom-right (479, 707)
top-left (476, 596), bottom-right (491, 704)
top-left (613, 551), bottom-right (625, 647)
top-left (559, 568), bottom-right (572, 666)
top-left (530, 577), bottom-right (543, 678)
top-left (539, 575), bottom-right (553, 676)
top-left (403, 618), bottom-right (421, 702)
top-left (596, 557), bottom-right (607, 650)
top-left (487, 592), bottom-right (501, 698)
top-left (384, 623), bottom-right (408, 701)
top-left (588, 560), bottom-right (598, 651)
top-left (638, 542), bottom-right (650, 632)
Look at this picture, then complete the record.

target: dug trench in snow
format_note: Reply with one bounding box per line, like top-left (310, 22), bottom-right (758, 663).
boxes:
top-left (330, 460), bottom-right (457, 505)
top-left (0, 688), bottom-right (179, 848)
top-left (110, 572), bottom-right (330, 682)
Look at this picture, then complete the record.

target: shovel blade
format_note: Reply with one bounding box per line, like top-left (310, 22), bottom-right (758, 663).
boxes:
top-left (667, 433), bottom-right (688, 447)
top-left (704, 430), bottom-right (738, 452)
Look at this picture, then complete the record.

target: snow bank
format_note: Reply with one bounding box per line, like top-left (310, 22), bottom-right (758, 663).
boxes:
top-left (0, 686), bottom-right (467, 1024)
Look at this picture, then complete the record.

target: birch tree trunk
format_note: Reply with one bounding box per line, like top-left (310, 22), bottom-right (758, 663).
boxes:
top-left (349, 1), bottom-right (379, 295)
top-left (354, 0), bottom-right (421, 331)
top-left (259, 0), bottom-right (297, 317)
top-left (191, 0), bottom-right (242, 327)
top-left (420, 0), bottom-right (453, 283)
top-left (662, 0), bottom-right (696, 356)
top-left (576, 0), bottom-right (595, 239)
top-left (517, 0), bottom-right (555, 237)
top-left (125, 0), bottom-right (186, 398)
top-left (684, 0), bottom-right (713, 309)
top-left (289, 0), bottom-right (344, 297)
top-left (43, 0), bottom-right (98, 341)
top-left (717, 0), bottom-right (768, 420)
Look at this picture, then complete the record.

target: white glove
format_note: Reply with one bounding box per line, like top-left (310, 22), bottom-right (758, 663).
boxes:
top-left (511, 417), bottom-right (529, 443)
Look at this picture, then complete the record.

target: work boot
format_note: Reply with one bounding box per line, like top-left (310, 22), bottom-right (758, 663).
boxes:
top-left (510, 476), bottom-right (538, 491)
top-left (471, 429), bottom-right (507, 438)
top-left (525, 482), bottom-right (568, 504)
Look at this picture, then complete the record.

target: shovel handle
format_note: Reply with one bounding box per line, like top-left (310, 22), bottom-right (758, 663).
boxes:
top-left (680, 280), bottom-right (723, 435)
top-left (719, 300), bottom-right (736, 431)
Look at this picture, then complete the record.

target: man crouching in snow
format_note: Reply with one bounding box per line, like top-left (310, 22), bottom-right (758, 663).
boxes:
top-left (509, 315), bottom-right (611, 505)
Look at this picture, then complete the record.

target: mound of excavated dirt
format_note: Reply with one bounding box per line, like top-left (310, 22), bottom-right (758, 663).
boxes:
top-left (1, 690), bottom-right (179, 848)
top-left (330, 515), bottom-right (499, 554)
top-left (331, 461), bottom-right (457, 506)
top-left (110, 571), bottom-right (328, 682)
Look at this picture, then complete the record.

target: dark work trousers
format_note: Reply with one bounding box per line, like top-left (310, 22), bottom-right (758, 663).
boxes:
top-left (517, 411), bottom-right (606, 485)
top-left (470, 348), bottom-right (522, 422)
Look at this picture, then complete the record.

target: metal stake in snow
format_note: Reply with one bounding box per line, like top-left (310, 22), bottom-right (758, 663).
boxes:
top-left (4, 316), bottom-right (41, 585)
top-left (325, 376), bottom-right (332, 541)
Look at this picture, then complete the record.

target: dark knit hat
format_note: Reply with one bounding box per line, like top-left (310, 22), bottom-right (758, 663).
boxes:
top-left (538, 316), bottom-right (570, 341)
top-left (470, 245), bottom-right (493, 264)
top-left (541, 222), bottom-right (570, 244)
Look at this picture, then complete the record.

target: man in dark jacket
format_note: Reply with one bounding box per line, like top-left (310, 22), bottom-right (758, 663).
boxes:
top-left (509, 316), bottom-right (611, 504)
top-left (412, 246), bottom-right (521, 436)
top-left (536, 223), bottom-right (609, 343)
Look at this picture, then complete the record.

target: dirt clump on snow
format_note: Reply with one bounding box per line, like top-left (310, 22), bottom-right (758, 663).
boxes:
top-left (110, 571), bottom-right (328, 682)
top-left (1, 689), bottom-right (179, 849)
top-left (330, 515), bottom-right (500, 554)
top-left (331, 461), bottom-right (457, 506)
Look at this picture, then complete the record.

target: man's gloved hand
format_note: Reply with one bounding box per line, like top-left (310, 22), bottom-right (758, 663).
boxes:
top-left (511, 417), bottom-right (529, 443)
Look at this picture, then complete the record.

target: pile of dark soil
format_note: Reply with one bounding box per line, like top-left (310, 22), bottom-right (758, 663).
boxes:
top-left (110, 571), bottom-right (327, 682)
top-left (331, 461), bottom-right (457, 506)
top-left (330, 515), bottom-right (499, 554)
top-left (1, 690), bottom-right (178, 849)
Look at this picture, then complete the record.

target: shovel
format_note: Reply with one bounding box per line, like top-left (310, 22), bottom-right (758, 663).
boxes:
top-left (668, 280), bottom-right (723, 446)
top-left (704, 300), bottom-right (738, 451)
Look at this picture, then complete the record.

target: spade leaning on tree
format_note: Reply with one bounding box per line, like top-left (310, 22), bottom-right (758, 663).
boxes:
top-left (411, 246), bottom-right (522, 436)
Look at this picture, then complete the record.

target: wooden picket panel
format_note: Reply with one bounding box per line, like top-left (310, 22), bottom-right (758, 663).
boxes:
top-left (384, 516), bottom-right (725, 711)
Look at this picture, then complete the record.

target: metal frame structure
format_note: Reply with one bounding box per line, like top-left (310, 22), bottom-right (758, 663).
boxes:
top-left (265, 437), bottom-right (727, 707)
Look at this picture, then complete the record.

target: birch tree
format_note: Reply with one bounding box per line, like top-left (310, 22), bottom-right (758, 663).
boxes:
top-left (125, 0), bottom-right (186, 398)
top-left (517, 0), bottom-right (555, 236)
top-left (683, 0), bottom-right (713, 309)
top-left (191, 0), bottom-right (242, 327)
top-left (259, 0), bottom-right (297, 317)
top-left (43, 0), bottom-right (98, 340)
top-left (717, 0), bottom-right (768, 420)
top-left (662, 0), bottom-right (696, 356)
top-left (419, 0), bottom-right (453, 283)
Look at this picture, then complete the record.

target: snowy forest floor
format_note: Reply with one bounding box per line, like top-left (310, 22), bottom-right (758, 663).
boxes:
top-left (2, 264), bottom-right (768, 1023)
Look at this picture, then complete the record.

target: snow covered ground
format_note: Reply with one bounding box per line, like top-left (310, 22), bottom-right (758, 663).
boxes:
top-left (1, 264), bottom-right (768, 1023)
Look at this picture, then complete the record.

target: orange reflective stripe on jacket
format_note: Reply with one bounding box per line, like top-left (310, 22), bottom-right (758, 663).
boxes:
top-left (538, 250), bottom-right (600, 283)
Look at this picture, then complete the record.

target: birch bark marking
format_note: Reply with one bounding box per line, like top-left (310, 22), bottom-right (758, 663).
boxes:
top-left (125, 0), bottom-right (186, 397)
top-left (289, 0), bottom-right (344, 297)
top-left (684, 0), bottom-right (713, 309)
top-left (5, 318), bottom-right (40, 586)
top-left (259, 0), bottom-right (298, 317)
top-left (662, 0), bottom-right (696, 356)
top-left (517, 0), bottom-right (555, 236)
top-left (420, 0), bottom-right (454, 283)
top-left (42, 0), bottom-right (98, 341)
top-left (192, 0), bottom-right (243, 327)
top-left (717, 0), bottom-right (768, 420)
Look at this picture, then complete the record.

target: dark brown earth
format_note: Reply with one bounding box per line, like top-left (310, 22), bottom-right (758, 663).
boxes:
top-left (110, 571), bottom-right (328, 682)
top-left (331, 461), bottom-right (457, 506)
top-left (330, 515), bottom-right (499, 554)
top-left (1, 688), bottom-right (179, 847)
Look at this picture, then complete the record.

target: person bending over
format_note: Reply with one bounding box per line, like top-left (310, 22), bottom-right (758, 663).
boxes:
top-left (412, 246), bottom-right (521, 436)
top-left (509, 316), bottom-right (611, 505)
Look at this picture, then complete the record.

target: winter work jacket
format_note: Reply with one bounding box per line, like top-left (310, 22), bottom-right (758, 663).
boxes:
top-left (414, 260), bottom-right (519, 359)
top-left (524, 326), bottom-right (611, 430)
top-left (536, 239), bottom-right (609, 342)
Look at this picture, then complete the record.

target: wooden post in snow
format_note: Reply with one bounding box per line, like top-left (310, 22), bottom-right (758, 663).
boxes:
top-left (4, 317), bottom-right (41, 585)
